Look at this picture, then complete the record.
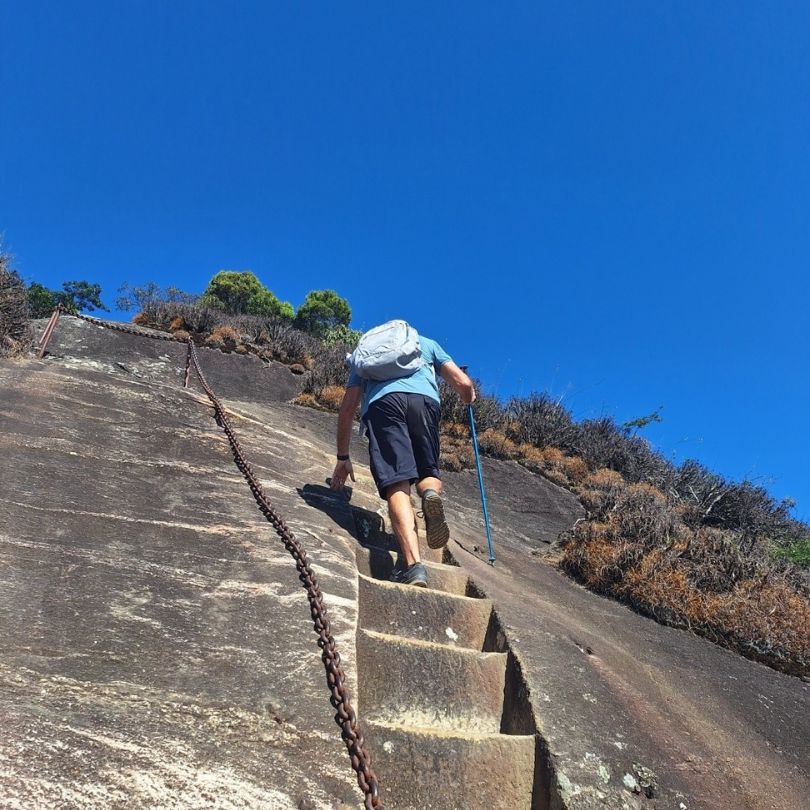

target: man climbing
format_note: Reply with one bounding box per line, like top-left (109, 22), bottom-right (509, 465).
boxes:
top-left (330, 320), bottom-right (475, 587)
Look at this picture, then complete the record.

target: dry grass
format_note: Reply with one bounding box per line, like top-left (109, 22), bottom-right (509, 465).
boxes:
top-left (292, 385), bottom-right (346, 411)
top-left (577, 467), bottom-right (627, 515)
top-left (293, 392), bottom-right (319, 409)
top-left (514, 443), bottom-right (546, 471)
top-left (561, 455), bottom-right (590, 484)
top-left (539, 446), bottom-right (564, 465)
top-left (561, 486), bottom-right (810, 677)
top-left (476, 429), bottom-right (519, 460)
top-left (584, 468), bottom-right (626, 490)
top-left (443, 421), bottom-right (470, 439)
top-left (319, 385), bottom-right (346, 410)
top-left (205, 325), bottom-right (240, 351)
top-left (441, 443), bottom-right (475, 472)
top-left (438, 421), bottom-right (477, 472)
top-left (507, 442), bottom-right (595, 490)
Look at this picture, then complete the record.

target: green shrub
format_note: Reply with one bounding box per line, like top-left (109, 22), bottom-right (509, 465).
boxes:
top-left (773, 540), bottom-right (810, 568)
top-left (323, 323), bottom-right (362, 348)
top-left (199, 271), bottom-right (293, 320)
top-left (246, 288), bottom-right (295, 320)
top-left (294, 289), bottom-right (351, 336)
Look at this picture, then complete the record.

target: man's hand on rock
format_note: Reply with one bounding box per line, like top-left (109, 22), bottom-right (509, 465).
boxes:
top-left (330, 459), bottom-right (355, 491)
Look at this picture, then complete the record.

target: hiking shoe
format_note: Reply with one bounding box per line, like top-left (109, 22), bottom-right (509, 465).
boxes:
top-left (399, 561), bottom-right (428, 588)
top-left (422, 490), bottom-right (450, 549)
top-left (389, 559), bottom-right (407, 583)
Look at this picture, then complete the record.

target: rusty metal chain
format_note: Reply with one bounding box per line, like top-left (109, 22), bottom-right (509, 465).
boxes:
top-left (53, 311), bottom-right (383, 809)
top-left (73, 311), bottom-right (187, 343)
top-left (185, 341), bottom-right (382, 808)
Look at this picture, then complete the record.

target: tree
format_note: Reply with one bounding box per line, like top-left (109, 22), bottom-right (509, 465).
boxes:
top-left (246, 288), bottom-right (295, 320)
top-left (61, 281), bottom-right (107, 314)
top-left (27, 283), bottom-right (57, 319)
top-left (198, 271), bottom-right (293, 320)
top-left (294, 289), bottom-right (351, 336)
top-left (27, 280), bottom-right (108, 318)
top-left (116, 281), bottom-right (197, 311)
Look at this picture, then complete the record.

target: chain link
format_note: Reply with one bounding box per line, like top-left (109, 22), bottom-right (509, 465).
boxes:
top-left (65, 311), bottom-right (383, 808)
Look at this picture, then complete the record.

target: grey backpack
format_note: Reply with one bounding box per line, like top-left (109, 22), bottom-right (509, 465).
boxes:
top-left (351, 320), bottom-right (423, 381)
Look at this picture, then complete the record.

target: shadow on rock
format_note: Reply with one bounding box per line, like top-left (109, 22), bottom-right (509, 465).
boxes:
top-left (298, 483), bottom-right (401, 580)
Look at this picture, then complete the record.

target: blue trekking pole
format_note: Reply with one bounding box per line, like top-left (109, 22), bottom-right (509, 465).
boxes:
top-left (467, 403), bottom-right (496, 565)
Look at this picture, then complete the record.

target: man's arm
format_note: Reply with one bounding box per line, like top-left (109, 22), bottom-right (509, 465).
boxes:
top-left (438, 361), bottom-right (476, 404)
top-left (336, 385), bottom-right (361, 455)
top-left (331, 384), bottom-right (362, 490)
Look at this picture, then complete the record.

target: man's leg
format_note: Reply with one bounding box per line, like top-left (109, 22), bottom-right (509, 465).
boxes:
top-left (416, 477), bottom-right (442, 498)
top-left (386, 480), bottom-right (420, 566)
top-left (408, 396), bottom-right (450, 549)
top-left (363, 395), bottom-right (426, 585)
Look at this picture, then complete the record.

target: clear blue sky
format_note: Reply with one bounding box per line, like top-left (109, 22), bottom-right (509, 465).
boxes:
top-left (3, 3), bottom-right (809, 518)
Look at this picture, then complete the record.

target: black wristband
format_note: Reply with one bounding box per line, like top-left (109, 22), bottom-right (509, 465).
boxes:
top-left (337, 454), bottom-right (350, 461)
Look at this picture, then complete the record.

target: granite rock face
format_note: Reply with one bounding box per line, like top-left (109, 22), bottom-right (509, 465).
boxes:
top-left (1, 319), bottom-right (359, 809)
top-left (1, 316), bottom-right (808, 809)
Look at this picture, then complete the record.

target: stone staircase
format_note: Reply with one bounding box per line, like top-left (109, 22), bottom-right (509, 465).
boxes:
top-left (352, 514), bottom-right (538, 809)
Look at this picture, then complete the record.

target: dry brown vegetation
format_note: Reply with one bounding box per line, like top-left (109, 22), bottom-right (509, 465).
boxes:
top-left (132, 300), bottom-right (343, 372)
top-left (475, 429), bottom-right (519, 460)
top-left (293, 392), bottom-right (320, 409)
top-left (205, 325), bottom-right (240, 351)
top-left (561, 483), bottom-right (810, 676)
top-left (440, 422), bottom-right (475, 472)
top-left (0, 253), bottom-right (32, 358)
top-left (318, 385), bottom-right (347, 411)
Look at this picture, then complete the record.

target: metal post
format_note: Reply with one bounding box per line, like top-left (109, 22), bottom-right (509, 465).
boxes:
top-left (468, 404), bottom-right (496, 565)
top-left (37, 308), bottom-right (58, 347)
top-left (183, 340), bottom-right (192, 387)
top-left (37, 306), bottom-right (62, 358)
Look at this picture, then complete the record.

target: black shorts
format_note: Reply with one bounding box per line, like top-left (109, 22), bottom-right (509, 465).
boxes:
top-left (364, 392), bottom-right (441, 499)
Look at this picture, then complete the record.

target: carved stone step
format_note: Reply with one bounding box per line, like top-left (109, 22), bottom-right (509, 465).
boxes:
top-left (358, 573), bottom-right (492, 651)
top-left (364, 720), bottom-right (535, 810)
top-left (357, 628), bottom-right (506, 734)
top-left (355, 546), bottom-right (470, 596)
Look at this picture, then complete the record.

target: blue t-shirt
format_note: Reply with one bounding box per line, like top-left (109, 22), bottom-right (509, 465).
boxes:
top-left (347, 336), bottom-right (453, 417)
